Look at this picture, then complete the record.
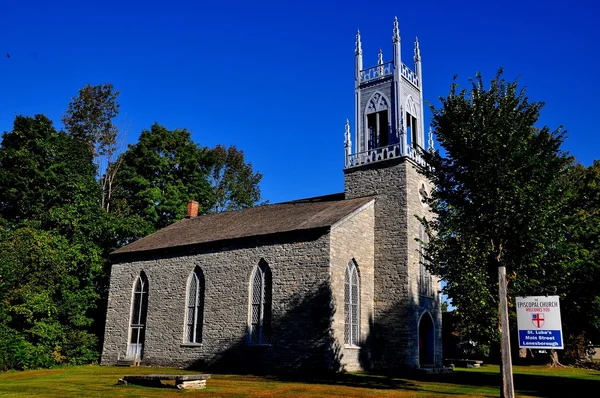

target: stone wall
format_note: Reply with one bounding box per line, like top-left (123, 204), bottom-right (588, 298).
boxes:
top-left (102, 231), bottom-right (332, 372)
top-left (344, 157), bottom-right (442, 370)
top-left (405, 160), bottom-right (442, 367)
top-left (329, 200), bottom-right (375, 371)
top-left (102, 204), bottom-right (377, 373)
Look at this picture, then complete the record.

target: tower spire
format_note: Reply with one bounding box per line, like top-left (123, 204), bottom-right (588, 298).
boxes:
top-left (393, 16), bottom-right (400, 43)
top-left (414, 37), bottom-right (421, 63)
top-left (428, 126), bottom-right (434, 152)
top-left (344, 119), bottom-right (352, 167)
top-left (355, 30), bottom-right (362, 56)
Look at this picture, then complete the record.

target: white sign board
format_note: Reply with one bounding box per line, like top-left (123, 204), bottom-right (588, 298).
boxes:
top-left (516, 296), bottom-right (563, 349)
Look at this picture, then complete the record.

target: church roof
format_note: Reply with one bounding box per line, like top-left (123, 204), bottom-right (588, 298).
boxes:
top-left (111, 194), bottom-right (374, 257)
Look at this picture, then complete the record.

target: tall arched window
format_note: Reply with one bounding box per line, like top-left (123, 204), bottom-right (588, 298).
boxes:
top-left (344, 260), bottom-right (360, 346)
top-left (419, 224), bottom-right (431, 297)
top-left (185, 267), bottom-right (204, 344)
top-left (405, 96), bottom-right (419, 148)
top-left (365, 92), bottom-right (390, 150)
top-left (249, 261), bottom-right (272, 344)
top-left (128, 272), bottom-right (148, 359)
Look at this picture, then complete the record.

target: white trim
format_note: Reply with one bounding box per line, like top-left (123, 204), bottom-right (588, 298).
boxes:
top-left (247, 260), bottom-right (271, 345)
top-left (363, 91), bottom-right (392, 151)
top-left (344, 260), bottom-right (361, 346)
top-left (183, 267), bottom-right (203, 344)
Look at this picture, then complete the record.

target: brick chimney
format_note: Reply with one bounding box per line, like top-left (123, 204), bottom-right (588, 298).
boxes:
top-left (187, 200), bottom-right (199, 218)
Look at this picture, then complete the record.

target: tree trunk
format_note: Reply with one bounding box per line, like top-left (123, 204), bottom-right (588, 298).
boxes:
top-left (548, 349), bottom-right (564, 367)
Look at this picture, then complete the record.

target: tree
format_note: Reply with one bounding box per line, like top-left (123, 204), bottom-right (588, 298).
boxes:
top-left (112, 124), bottom-right (263, 233)
top-left (62, 83), bottom-right (121, 211)
top-left (62, 83), bottom-right (119, 158)
top-left (0, 223), bottom-right (101, 368)
top-left (0, 115), bottom-right (101, 225)
top-left (554, 161), bottom-right (600, 362)
top-left (421, 70), bottom-right (570, 394)
top-left (112, 123), bottom-right (215, 233)
top-left (208, 145), bottom-right (263, 213)
top-left (0, 115), bottom-right (105, 368)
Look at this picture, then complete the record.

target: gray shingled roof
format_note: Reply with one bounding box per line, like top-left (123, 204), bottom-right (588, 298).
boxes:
top-left (111, 194), bottom-right (374, 256)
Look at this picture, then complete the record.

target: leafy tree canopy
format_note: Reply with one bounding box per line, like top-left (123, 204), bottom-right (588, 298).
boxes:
top-left (0, 115), bottom-right (101, 229)
top-left (422, 69), bottom-right (571, 344)
top-left (0, 115), bottom-right (105, 369)
top-left (209, 144), bottom-right (263, 213)
top-left (62, 83), bottom-right (119, 158)
top-left (112, 123), bottom-right (215, 233)
top-left (113, 123), bottom-right (263, 234)
top-left (555, 161), bottom-right (600, 348)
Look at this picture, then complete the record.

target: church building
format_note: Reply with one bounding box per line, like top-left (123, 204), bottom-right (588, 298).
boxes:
top-left (101, 18), bottom-right (442, 373)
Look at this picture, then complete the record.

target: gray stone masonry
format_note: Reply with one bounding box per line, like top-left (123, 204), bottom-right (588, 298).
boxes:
top-left (330, 201), bottom-right (375, 371)
top-left (344, 157), bottom-right (441, 370)
top-left (102, 204), bottom-right (376, 372)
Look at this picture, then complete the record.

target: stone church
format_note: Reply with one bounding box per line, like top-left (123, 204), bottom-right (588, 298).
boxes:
top-left (101, 18), bottom-right (442, 373)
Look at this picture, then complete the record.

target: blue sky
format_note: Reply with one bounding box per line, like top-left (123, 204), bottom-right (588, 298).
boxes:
top-left (1, 0), bottom-right (598, 204)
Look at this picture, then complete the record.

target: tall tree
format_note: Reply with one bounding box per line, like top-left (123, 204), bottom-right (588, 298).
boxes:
top-left (62, 83), bottom-right (121, 210)
top-left (113, 124), bottom-right (263, 233)
top-left (421, 70), bottom-right (570, 391)
top-left (0, 115), bottom-right (101, 225)
top-left (0, 115), bottom-right (105, 368)
top-left (112, 123), bottom-right (215, 233)
top-left (62, 83), bottom-right (119, 158)
top-left (208, 145), bottom-right (262, 213)
top-left (554, 161), bottom-right (600, 361)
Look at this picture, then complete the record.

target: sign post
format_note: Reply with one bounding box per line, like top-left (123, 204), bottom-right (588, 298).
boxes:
top-left (516, 296), bottom-right (563, 349)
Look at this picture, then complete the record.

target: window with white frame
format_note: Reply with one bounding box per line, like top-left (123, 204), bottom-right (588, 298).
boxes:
top-left (419, 224), bottom-right (432, 297)
top-left (185, 267), bottom-right (204, 344)
top-left (344, 260), bottom-right (360, 346)
top-left (249, 261), bottom-right (272, 344)
top-left (129, 272), bottom-right (148, 355)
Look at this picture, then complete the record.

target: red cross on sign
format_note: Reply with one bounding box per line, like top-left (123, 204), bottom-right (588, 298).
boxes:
top-left (532, 313), bottom-right (545, 328)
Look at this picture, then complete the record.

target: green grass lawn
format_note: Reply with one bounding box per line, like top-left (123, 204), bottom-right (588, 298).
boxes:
top-left (0, 365), bottom-right (598, 397)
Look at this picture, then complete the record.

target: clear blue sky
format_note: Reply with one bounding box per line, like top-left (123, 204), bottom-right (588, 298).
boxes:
top-left (1, 0), bottom-right (598, 204)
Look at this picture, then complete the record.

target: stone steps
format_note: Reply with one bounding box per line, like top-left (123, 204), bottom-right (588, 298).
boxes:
top-left (115, 359), bottom-right (136, 367)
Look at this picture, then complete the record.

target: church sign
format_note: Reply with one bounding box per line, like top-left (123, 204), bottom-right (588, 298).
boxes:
top-left (516, 296), bottom-right (563, 349)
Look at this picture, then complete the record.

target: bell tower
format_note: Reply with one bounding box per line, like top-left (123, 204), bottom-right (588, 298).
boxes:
top-left (344, 18), bottom-right (442, 370)
top-left (345, 17), bottom-right (431, 168)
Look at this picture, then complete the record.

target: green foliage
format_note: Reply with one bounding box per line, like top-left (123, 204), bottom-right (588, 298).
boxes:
top-left (555, 161), bottom-right (600, 352)
top-left (111, 123), bottom-right (214, 233)
top-left (422, 69), bottom-right (571, 345)
top-left (0, 89), bottom-right (263, 371)
top-left (62, 84), bottom-right (120, 158)
top-left (113, 123), bottom-right (263, 233)
top-left (209, 145), bottom-right (263, 213)
top-left (0, 115), bottom-right (104, 368)
top-left (0, 224), bottom-right (100, 367)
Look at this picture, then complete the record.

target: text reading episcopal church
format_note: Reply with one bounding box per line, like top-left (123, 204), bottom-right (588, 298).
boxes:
top-left (101, 18), bottom-right (442, 372)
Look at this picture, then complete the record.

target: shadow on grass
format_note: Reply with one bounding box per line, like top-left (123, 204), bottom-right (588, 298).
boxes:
top-left (410, 368), bottom-right (600, 397)
top-left (256, 367), bottom-right (600, 397)
top-left (265, 372), bottom-right (419, 391)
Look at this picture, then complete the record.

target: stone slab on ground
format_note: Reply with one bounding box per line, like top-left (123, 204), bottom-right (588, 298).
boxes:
top-left (119, 374), bottom-right (211, 389)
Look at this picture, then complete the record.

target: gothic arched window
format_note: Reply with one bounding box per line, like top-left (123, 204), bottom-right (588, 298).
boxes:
top-left (185, 267), bottom-right (205, 344)
top-left (128, 272), bottom-right (148, 359)
top-left (405, 96), bottom-right (419, 148)
top-left (344, 260), bottom-right (360, 346)
top-left (249, 261), bottom-right (272, 344)
top-left (419, 224), bottom-right (431, 297)
top-left (365, 92), bottom-right (391, 150)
